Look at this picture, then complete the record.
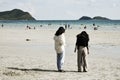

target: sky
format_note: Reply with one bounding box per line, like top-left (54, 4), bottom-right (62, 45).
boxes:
top-left (0, 0), bottom-right (120, 20)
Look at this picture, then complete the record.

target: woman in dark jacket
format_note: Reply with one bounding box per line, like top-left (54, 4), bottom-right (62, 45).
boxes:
top-left (74, 31), bottom-right (89, 72)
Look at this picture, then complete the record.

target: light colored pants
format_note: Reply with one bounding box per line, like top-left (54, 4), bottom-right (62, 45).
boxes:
top-left (57, 52), bottom-right (65, 70)
top-left (77, 46), bottom-right (88, 71)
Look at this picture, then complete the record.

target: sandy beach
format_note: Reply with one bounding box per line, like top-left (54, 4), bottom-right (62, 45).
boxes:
top-left (0, 28), bottom-right (120, 80)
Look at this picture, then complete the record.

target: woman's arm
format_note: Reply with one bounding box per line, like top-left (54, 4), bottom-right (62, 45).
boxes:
top-left (74, 45), bottom-right (77, 53)
top-left (87, 46), bottom-right (89, 54)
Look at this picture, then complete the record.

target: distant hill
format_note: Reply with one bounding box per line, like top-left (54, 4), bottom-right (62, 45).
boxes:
top-left (0, 9), bottom-right (36, 20)
top-left (93, 16), bottom-right (110, 20)
top-left (79, 16), bottom-right (92, 20)
top-left (79, 16), bottom-right (110, 20)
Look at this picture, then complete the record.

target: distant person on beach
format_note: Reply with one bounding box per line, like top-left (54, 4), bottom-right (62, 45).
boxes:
top-left (84, 26), bottom-right (87, 29)
top-left (93, 23), bottom-right (95, 26)
top-left (94, 27), bottom-right (98, 30)
top-left (68, 24), bottom-right (70, 29)
top-left (74, 31), bottom-right (89, 72)
top-left (1, 24), bottom-right (4, 28)
top-left (54, 27), bottom-right (66, 72)
top-left (26, 25), bottom-right (31, 29)
top-left (34, 27), bottom-right (36, 30)
top-left (26, 25), bottom-right (29, 29)
top-left (65, 24), bottom-right (67, 29)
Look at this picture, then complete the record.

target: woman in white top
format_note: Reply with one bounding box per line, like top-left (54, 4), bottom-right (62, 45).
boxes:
top-left (54, 27), bottom-right (65, 72)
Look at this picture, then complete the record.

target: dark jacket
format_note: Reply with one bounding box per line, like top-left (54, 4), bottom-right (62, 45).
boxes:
top-left (76, 32), bottom-right (89, 49)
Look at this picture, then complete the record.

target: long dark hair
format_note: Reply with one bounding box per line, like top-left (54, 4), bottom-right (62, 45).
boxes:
top-left (76, 31), bottom-right (89, 48)
top-left (81, 31), bottom-right (89, 38)
top-left (77, 31), bottom-right (89, 40)
top-left (55, 27), bottom-right (65, 36)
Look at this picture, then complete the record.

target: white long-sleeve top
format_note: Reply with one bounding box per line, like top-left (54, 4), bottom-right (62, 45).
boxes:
top-left (54, 33), bottom-right (65, 53)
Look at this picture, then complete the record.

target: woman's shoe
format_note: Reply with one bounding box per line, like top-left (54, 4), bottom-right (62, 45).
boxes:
top-left (58, 70), bottom-right (65, 72)
top-left (83, 70), bottom-right (87, 72)
top-left (78, 70), bottom-right (82, 72)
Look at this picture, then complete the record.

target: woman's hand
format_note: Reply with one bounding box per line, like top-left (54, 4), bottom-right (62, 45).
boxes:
top-left (74, 47), bottom-right (77, 53)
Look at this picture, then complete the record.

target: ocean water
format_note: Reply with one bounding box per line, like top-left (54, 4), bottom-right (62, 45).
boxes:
top-left (0, 20), bottom-right (120, 30)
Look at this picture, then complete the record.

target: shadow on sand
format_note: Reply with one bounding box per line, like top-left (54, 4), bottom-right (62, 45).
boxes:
top-left (7, 67), bottom-right (58, 72)
top-left (7, 67), bottom-right (77, 73)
